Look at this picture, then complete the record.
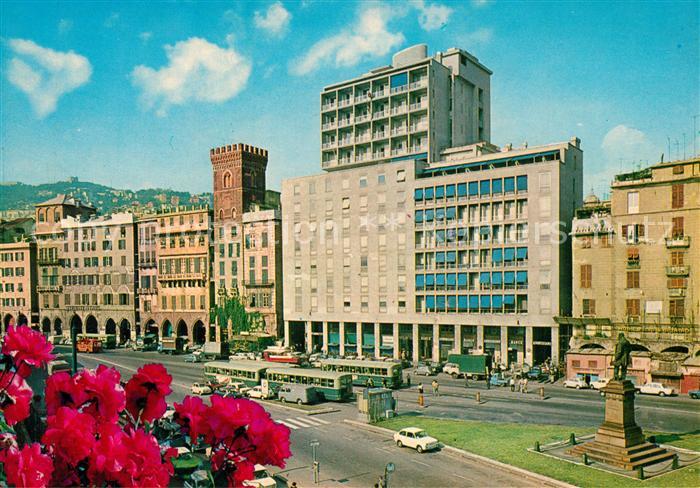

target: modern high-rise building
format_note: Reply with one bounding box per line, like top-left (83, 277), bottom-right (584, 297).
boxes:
top-left (283, 44), bottom-right (583, 366)
top-left (320, 44), bottom-right (491, 171)
top-left (210, 143), bottom-right (283, 337)
top-left (563, 157), bottom-right (699, 391)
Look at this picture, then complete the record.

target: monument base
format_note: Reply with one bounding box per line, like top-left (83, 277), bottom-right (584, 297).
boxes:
top-left (568, 379), bottom-right (674, 470)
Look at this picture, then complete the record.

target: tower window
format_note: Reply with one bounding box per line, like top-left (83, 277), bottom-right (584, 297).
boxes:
top-left (223, 171), bottom-right (233, 188)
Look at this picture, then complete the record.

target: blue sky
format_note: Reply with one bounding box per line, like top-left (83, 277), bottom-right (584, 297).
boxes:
top-left (1, 1), bottom-right (698, 197)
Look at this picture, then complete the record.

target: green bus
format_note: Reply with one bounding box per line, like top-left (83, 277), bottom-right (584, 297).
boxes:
top-left (78, 333), bottom-right (117, 349)
top-left (320, 359), bottom-right (403, 388)
top-left (203, 361), bottom-right (268, 387)
top-left (264, 367), bottom-right (353, 402)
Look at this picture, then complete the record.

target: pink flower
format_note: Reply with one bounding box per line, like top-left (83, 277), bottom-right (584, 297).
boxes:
top-left (42, 407), bottom-right (97, 465)
top-left (79, 365), bottom-right (125, 423)
top-left (125, 364), bottom-right (172, 424)
top-left (174, 395), bottom-right (210, 444)
top-left (86, 423), bottom-right (128, 486)
top-left (45, 371), bottom-right (88, 416)
top-left (0, 372), bottom-right (33, 425)
top-left (4, 443), bottom-right (54, 488)
top-left (114, 428), bottom-right (174, 487)
top-left (1, 325), bottom-right (55, 377)
top-left (205, 395), bottom-right (267, 444)
top-left (246, 416), bottom-right (292, 467)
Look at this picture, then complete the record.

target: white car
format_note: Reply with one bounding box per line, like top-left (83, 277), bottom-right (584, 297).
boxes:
top-left (591, 377), bottom-right (611, 390)
top-left (563, 377), bottom-right (590, 389)
top-left (247, 385), bottom-right (267, 399)
top-left (191, 382), bottom-right (213, 395)
top-left (243, 464), bottom-right (276, 488)
top-left (393, 427), bottom-right (439, 453)
top-left (639, 382), bottom-right (675, 397)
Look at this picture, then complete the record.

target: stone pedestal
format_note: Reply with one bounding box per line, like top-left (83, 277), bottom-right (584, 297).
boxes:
top-left (570, 380), bottom-right (674, 470)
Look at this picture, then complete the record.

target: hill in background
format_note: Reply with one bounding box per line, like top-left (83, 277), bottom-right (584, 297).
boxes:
top-left (0, 177), bottom-right (212, 216)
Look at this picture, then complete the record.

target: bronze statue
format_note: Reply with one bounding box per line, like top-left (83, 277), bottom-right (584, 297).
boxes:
top-left (612, 332), bottom-right (632, 380)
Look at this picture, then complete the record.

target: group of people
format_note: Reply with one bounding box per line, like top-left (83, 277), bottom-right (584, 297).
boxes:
top-left (509, 376), bottom-right (529, 393)
top-left (414, 380), bottom-right (440, 397)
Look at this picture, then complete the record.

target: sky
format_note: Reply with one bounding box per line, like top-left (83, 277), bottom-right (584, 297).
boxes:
top-left (1, 0), bottom-right (698, 198)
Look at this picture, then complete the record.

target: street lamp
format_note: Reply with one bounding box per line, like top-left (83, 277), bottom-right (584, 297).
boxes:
top-left (310, 439), bottom-right (320, 484)
top-left (71, 320), bottom-right (78, 374)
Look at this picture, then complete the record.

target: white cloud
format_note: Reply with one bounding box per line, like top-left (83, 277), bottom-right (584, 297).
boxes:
top-left (6, 39), bottom-right (92, 118)
top-left (58, 19), bottom-right (73, 34)
top-left (131, 37), bottom-right (251, 116)
top-left (291, 4), bottom-right (404, 76)
top-left (602, 125), bottom-right (656, 163)
top-left (472, 0), bottom-right (490, 7)
top-left (414, 0), bottom-right (452, 30)
top-left (139, 32), bottom-right (153, 42)
top-left (104, 12), bottom-right (119, 28)
top-left (459, 27), bottom-right (494, 46)
top-left (254, 2), bottom-right (292, 36)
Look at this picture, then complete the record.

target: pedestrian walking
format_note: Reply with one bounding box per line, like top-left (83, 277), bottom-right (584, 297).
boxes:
top-left (406, 373), bottom-right (411, 387)
top-left (465, 376), bottom-right (469, 389)
top-left (518, 378), bottom-right (523, 393)
top-left (418, 383), bottom-right (424, 395)
top-left (523, 377), bottom-right (529, 394)
top-left (509, 377), bottom-right (515, 392)
top-left (431, 379), bottom-right (440, 396)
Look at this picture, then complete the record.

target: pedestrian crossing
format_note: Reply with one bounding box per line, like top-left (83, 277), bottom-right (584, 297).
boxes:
top-left (278, 416), bottom-right (331, 430)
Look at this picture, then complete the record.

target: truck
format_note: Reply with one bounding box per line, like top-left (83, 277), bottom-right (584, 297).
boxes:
top-left (160, 336), bottom-right (188, 355)
top-left (443, 354), bottom-right (492, 380)
top-left (133, 334), bottom-right (158, 352)
top-left (76, 337), bottom-right (103, 353)
top-left (201, 341), bottom-right (230, 360)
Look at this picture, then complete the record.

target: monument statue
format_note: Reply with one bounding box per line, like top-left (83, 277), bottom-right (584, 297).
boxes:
top-left (612, 332), bottom-right (632, 380)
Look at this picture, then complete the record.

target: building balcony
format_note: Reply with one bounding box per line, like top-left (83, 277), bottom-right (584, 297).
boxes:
top-left (354, 94), bottom-right (370, 104)
top-left (390, 84), bottom-right (408, 94)
top-left (354, 134), bottom-right (371, 143)
top-left (338, 156), bottom-right (352, 165)
top-left (666, 265), bottom-right (690, 276)
top-left (243, 280), bottom-right (275, 288)
top-left (337, 118), bottom-right (353, 128)
top-left (321, 122), bottom-right (337, 131)
top-left (158, 272), bottom-right (207, 281)
top-left (665, 236), bottom-right (690, 248)
top-left (338, 98), bottom-right (352, 108)
top-left (373, 131), bottom-right (388, 140)
top-left (37, 258), bottom-right (62, 266)
top-left (390, 147), bottom-right (407, 156)
top-left (372, 89), bottom-right (388, 99)
top-left (409, 101), bottom-right (428, 111)
top-left (321, 158), bottom-right (337, 168)
top-left (355, 153), bottom-right (371, 163)
top-left (669, 288), bottom-right (686, 297)
top-left (390, 105), bottom-right (407, 116)
top-left (410, 144), bottom-right (428, 153)
top-left (321, 102), bottom-right (336, 111)
top-left (355, 114), bottom-right (370, 124)
top-left (409, 79), bottom-right (427, 90)
top-left (391, 126), bottom-right (408, 136)
top-left (338, 137), bottom-right (353, 147)
top-left (138, 260), bottom-right (156, 268)
top-left (373, 109), bottom-right (389, 119)
top-left (372, 151), bottom-right (387, 160)
top-left (37, 285), bottom-right (62, 293)
top-left (321, 141), bottom-right (337, 150)
top-left (137, 287), bottom-right (157, 295)
top-left (410, 123), bottom-right (428, 132)
top-left (626, 260), bottom-right (640, 269)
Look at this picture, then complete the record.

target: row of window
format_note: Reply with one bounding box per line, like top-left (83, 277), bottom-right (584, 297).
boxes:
top-left (1, 267), bottom-right (25, 277)
top-left (414, 176), bottom-right (528, 201)
top-left (292, 169), bottom-right (407, 197)
top-left (63, 293), bottom-right (131, 306)
top-left (158, 257), bottom-right (207, 275)
top-left (61, 274), bottom-right (130, 286)
top-left (160, 295), bottom-right (207, 311)
top-left (1, 252), bottom-right (25, 262)
top-left (158, 236), bottom-right (207, 249)
top-left (416, 294), bottom-right (527, 313)
top-left (416, 247), bottom-right (528, 266)
top-left (415, 271), bottom-right (528, 289)
top-left (158, 214), bottom-right (206, 227)
top-left (63, 256), bottom-right (127, 268)
top-left (2, 283), bottom-right (24, 292)
top-left (1, 298), bottom-right (27, 307)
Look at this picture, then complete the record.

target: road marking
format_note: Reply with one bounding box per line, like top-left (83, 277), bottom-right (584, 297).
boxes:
top-left (414, 460), bottom-right (431, 468)
top-left (278, 420), bottom-right (299, 430)
top-left (284, 418), bottom-right (312, 428)
top-left (299, 416), bottom-right (323, 426)
top-left (291, 417), bottom-right (317, 427)
top-left (310, 416), bottom-right (330, 424)
top-left (454, 474), bottom-right (471, 481)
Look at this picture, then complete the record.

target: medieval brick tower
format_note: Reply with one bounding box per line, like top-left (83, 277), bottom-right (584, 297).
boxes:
top-left (210, 143), bottom-right (268, 224)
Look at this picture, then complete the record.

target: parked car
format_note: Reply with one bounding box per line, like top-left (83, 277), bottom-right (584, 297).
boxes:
top-left (242, 464), bottom-right (276, 488)
top-left (228, 381), bottom-right (251, 396)
top-left (563, 377), bottom-right (590, 389)
top-left (393, 427), bottom-right (439, 453)
top-left (191, 383), bottom-right (212, 395)
top-left (184, 352), bottom-right (204, 363)
top-left (414, 365), bottom-right (434, 376)
top-left (526, 366), bottom-right (544, 380)
top-left (47, 359), bottom-right (72, 375)
top-left (639, 382), bottom-right (675, 397)
top-left (489, 374), bottom-right (508, 387)
top-left (247, 385), bottom-right (269, 399)
top-left (277, 384), bottom-right (319, 405)
top-left (591, 377), bottom-right (611, 390)
top-left (689, 390), bottom-right (700, 399)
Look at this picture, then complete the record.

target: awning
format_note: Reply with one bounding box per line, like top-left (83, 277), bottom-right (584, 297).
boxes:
top-left (447, 274), bottom-right (457, 286)
top-left (480, 295), bottom-right (491, 308)
top-left (446, 185), bottom-right (455, 197)
top-left (425, 274), bottom-right (435, 286)
top-left (516, 271), bottom-right (528, 284)
top-left (516, 247), bottom-right (528, 259)
top-left (469, 295), bottom-right (479, 309)
top-left (504, 248), bottom-right (515, 261)
top-left (492, 295), bottom-right (503, 308)
top-left (436, 274), bottom-right (445, 286)
top-left (447, 251), bottom-right (456, 262)
top-left (504, 295), bottom-right (515, 305)
top-left (493, 248), bottom-right (503, 262)
top-left (492, 272), bottom-right (502, 285)
top-left (480, 272), bottom-right (491, 284)
top-left (504, 272), bottom-right (515, 284)
top-left (436, 252), bottom-right (445, 263)
top-left (458, 273), bottom-right (468, 286)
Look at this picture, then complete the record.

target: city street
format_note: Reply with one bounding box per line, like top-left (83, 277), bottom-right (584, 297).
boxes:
top-left (67, 348), bottom-right (537, 487)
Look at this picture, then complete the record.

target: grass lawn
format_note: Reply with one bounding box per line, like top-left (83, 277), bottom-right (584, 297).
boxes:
top-left (378, 415), bottom-right (700, 487)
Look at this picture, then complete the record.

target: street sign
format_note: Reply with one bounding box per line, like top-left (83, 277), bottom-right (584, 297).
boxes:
top-left (386, 462), bottom-right (395, 473)
top-left (310, 440), bottom-right (320, 447)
